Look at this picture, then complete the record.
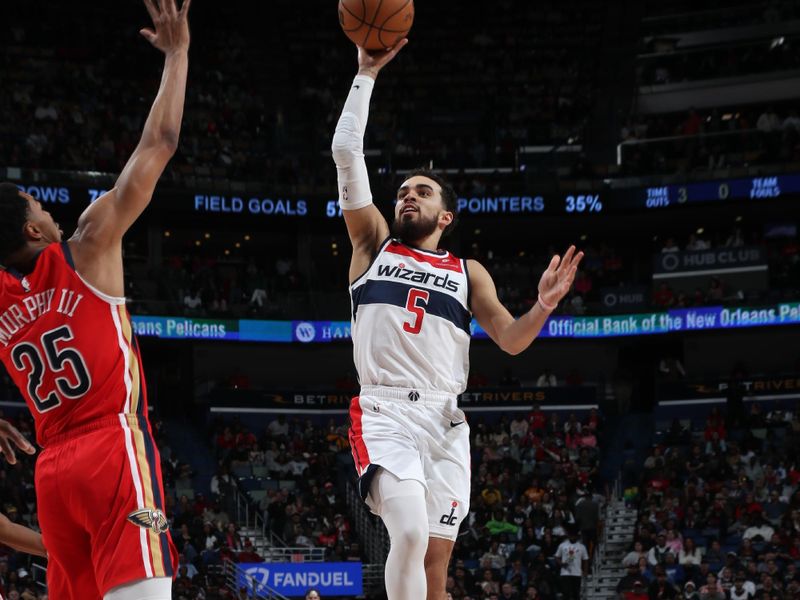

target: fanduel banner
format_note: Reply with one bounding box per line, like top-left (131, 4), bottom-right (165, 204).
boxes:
top-left (652, 246), bottom-right (765, 276)
top-left (238, 562), bottom-right (362, 597)
top-left (129, 302), bottom-right (800, 342)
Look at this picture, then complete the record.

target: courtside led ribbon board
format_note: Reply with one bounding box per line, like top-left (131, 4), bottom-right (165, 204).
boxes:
top-left (130, 302), bottom-right (800, 342)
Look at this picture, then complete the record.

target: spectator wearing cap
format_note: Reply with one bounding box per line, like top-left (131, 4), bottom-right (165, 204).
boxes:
top-left (622, 579), bottom-right (648, 600)
top-left (683, 580), bottom-right (700, 600)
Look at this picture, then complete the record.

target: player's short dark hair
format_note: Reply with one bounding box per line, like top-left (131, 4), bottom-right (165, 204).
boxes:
top-left (0, 183), bottom-right (29, 262)
top-left (402, 168), bottom-right (459, 237)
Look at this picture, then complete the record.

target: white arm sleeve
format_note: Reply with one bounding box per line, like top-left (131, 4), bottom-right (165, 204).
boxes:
top-left (331, 74), bottom-right (376, 211)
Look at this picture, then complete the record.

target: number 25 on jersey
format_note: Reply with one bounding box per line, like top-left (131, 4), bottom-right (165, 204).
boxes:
top-left (403, 288), bottom-right (430, 335)
top-left (11, 325), bottom-right (91, 413)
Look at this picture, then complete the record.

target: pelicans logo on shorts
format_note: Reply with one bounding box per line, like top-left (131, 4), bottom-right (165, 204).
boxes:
top-left (127, 508), bottom-right (170, 534)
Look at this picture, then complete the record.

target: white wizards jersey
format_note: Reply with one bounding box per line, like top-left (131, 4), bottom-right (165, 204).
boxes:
top-left (350, 238), bottom-right (472, 395)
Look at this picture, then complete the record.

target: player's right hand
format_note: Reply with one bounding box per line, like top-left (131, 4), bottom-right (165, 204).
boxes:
top-left (0, 419), bottom-right (35, 465)
top-left (140, 0), bottom-right (191, 54)
top-left (357, 38), bottom-right (409, 79)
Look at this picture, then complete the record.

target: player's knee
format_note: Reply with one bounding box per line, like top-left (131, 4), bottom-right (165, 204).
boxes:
top-left (396, 518), bottom-right (429, 556)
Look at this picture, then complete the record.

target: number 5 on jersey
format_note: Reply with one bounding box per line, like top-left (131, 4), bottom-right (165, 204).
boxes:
top-left (403, 288), bottom-right (430, 335)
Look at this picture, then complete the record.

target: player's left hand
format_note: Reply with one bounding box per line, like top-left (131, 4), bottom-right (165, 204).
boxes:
top-left (0, 419), bottom-right (35, 465)
top-left (140, 0), bottom-right (191, 54)
top-left (537, 245), bottom-right (584, 310)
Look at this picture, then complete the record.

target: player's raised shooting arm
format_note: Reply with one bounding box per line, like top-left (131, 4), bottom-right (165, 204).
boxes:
top-left (468, 246), bottom-right (582, 355)
top-left (0, 512), bottom-right (47, 557)
top-left (72, 0), bottom-right (190, 253)
top-left (332, 42), bottom-right (407, 280)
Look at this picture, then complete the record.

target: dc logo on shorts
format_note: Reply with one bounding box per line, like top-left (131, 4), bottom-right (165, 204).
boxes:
top-left (244, 566), bottom-right (271, 592)
top-left (295, 321), bottom-right (316, 343)
top-left (127, 508), bottom-right (169, 534)
top-left (408, 390), bottom-right (420, 402)
top-left (439, 501), bottom-right (459, 526)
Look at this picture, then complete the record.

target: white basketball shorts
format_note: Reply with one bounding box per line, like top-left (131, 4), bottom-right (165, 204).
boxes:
top-left (348, 385), bottom-right (471, 540)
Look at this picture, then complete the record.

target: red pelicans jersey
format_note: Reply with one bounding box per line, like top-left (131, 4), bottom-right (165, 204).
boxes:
top-left (350, 239), bottom-right (472, 395)
top-left (0, 242), bottom-right (145, 447)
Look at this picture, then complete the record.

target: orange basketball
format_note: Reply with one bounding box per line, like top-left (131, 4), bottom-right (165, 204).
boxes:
top-left (338, 0), bottom-right (414, 51)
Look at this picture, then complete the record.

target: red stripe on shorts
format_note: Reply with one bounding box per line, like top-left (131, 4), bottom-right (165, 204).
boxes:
top-left (348, 397), bottom-right (371, 473)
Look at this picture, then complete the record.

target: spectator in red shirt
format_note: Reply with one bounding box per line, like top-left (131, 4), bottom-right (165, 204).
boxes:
top-left (681, 108), bottom-right (703, 136)
top-left (527, 404), bottom-right (546, 433)
top-left (653, 283), bottom-right (675, 308)
top-left (623, 580), bottom-right (649, 600)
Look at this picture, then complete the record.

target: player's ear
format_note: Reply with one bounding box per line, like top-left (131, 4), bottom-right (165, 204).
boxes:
top-left (439, 210), bottom-right (453, 229)
top-left (22, 220), bottom-right (42, 241)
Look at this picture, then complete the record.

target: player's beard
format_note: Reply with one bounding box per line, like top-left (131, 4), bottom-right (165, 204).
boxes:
top-left (391, 213), bottom-right (439, 244)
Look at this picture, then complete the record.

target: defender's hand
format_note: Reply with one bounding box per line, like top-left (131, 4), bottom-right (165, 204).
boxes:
top-left (537, 246), bottom-right (584, 310)
top-left (0, 419), bottom-right (35, 465)
top-left (140, 0), bottom-right (191, 54)
top-left (357, 38), bottom-right (409, 79)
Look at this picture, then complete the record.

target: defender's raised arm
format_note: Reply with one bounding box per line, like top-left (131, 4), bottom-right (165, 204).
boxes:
top-left (70, 0), bottom-right (191, 296)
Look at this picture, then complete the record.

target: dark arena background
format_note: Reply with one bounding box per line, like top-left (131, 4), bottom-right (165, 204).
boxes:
top-left (1, 0), bottom-right (800, 598)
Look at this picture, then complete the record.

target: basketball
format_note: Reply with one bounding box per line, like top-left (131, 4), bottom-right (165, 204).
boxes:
top-left (338, 0), bottom-right (414, 50)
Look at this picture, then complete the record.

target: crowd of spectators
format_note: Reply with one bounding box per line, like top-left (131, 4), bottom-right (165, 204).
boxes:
top-left (198, 405), bottom-right (606, 600)
top-left (1, 0), bottom-right (603, 188)
top-left (118, 216), bottom-right (800, 322)
top-left (0, 413), bottom-right (44, 600)
top-left (617, 403), bottom-right (800, 599)
top-left (134, 411), bottom-right (391, 600)
top-left (650, 225), bottom-right (799, 311)
top-left (619, 104), bottom-right (800, 176)
top-left (639, 0), bottom-right (800, 39)
top-left (440, 406), bottom-right (604, 599)
top-left (637, 37), bottom-right (800, 87)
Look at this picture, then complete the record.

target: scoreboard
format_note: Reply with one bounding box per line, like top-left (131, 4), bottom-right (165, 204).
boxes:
top-left (14, 172), bottom-right (798, 221)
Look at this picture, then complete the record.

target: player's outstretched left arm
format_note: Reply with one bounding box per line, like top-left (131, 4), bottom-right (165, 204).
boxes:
top-left (70, 0), bottom-right (191, 297)
top-left (469, 246), bottom-right (583, 355)
top-left (0, 512), bottom-right (47, 558)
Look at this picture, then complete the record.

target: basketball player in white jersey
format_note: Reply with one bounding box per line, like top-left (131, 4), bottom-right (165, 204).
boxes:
top-left (331, 40), bottom-right (583, 600)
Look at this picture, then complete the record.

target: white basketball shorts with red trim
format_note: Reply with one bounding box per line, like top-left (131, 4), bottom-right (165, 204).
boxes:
top-left (348, 385), bottom-right (471, 540)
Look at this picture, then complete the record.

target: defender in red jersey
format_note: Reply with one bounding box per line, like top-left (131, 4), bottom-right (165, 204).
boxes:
top-left (0, 1), bottom-right (191, 598)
